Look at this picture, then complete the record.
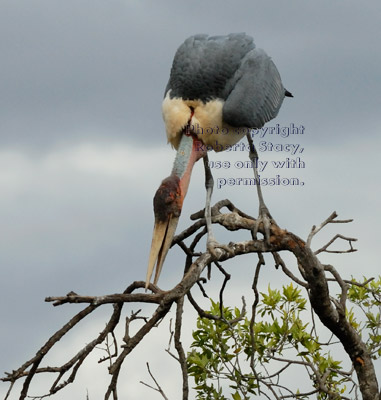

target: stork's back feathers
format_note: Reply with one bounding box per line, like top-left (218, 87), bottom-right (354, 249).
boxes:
top-left (166, 33), bottom-right (255, 102)
top-left (165, 33), bottom-right (292, 133)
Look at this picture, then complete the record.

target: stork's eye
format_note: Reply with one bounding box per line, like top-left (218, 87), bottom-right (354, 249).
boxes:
top-left (165, 192), bottom-right (177, 204)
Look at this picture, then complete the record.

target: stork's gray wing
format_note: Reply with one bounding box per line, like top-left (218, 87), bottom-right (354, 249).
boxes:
top-left (223, 48), bottom-right (286, 128)
top-left (166, 33), bottom-right (255, 102)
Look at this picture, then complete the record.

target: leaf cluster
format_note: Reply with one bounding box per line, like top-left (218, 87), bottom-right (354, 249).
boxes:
top-left (347, 276), bottom-right (381, 359)
top-left (187, 282), bottom-right (371, 399)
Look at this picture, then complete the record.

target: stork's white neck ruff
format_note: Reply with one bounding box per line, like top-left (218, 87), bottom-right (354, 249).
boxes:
top-left (162, 91), bottom-right (246, 152)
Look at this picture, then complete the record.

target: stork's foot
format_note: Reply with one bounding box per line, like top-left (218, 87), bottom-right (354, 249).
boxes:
top-left (253, 205), bottom-right (275, 245)
top-left (207, 237), bottom-right (234, 259)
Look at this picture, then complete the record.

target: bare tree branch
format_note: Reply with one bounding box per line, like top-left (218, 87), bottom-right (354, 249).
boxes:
top-left (174, 297), bottom-right (188, 400)
top-left (2, 203), bottom-right (379, 400)
top-left (139, 363), bottom-right (169, 400)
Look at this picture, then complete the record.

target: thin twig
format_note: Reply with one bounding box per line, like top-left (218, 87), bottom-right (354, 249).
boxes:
top-left (213, 261), bottom-right (231, 317)
top-left (272, 252), bottom-right (308, 288)
top-left (315, 234), bottom-right (357, 255)
top-left (249, 253), bottom-right (265, 394)
top-left (140, 363), bottom-right (169, 400)
top-left (174, 297), bottom-right (188, 400)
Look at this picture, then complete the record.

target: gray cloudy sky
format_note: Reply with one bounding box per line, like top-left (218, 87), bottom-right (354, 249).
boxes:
top-left (1, 0), bottom-right (380, 398)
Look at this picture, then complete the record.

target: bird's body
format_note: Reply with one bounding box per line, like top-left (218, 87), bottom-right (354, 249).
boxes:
top-left (146, 33), bottom-right (292, 288)
top-left (162, 33), bottom-right (289, 151)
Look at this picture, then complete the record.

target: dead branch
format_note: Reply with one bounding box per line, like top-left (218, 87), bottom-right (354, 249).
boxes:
top-left (249, 253), bottom-right (265, 394)
top-left (2, 201), bottom-right (379, 400)
top-left (272, 251), bottom-right (308, 288)
top-left (174, 297), bottom-right (188, 400)
top-left (139, 363), bottom-right (169, 400)
top-left (315, 234), bottom-right (358, 255)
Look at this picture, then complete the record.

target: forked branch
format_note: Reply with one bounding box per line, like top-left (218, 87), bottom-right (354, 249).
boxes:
top-left (1, 201), bottom-right (378, 400)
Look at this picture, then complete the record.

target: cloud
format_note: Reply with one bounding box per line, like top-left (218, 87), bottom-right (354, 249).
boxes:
top-left (1, 0), bottom-right (380, 398)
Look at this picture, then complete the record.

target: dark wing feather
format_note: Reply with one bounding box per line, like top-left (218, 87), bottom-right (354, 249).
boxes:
top-left (223, 48), bottom-right (286, 128)
top-left (166, 33), bottom-right (255, 101)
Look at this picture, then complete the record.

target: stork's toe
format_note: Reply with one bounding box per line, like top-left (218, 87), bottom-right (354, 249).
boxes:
top-left (252, 206), bottom-right (275, 245)
top-left (207, 238), bottom-right (235, 259)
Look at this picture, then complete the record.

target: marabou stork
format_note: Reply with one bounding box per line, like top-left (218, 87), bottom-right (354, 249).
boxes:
top-left (146, 33), bottom-right (292, 288)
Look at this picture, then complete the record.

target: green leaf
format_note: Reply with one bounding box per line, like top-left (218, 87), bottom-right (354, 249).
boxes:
top-left (232, 392), bottom-right (242, 400)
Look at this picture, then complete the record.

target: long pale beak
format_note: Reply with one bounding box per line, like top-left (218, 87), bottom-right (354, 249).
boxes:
top-left (146, 214), bottom-right (179, 288)
top-left (145, 132), bottom-right (206, 289)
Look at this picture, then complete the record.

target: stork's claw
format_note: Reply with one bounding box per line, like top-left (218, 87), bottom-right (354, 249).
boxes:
top-left (253, 205), bottom-right (274, 245)
top-left (207, 238), bottom-right (235, 259)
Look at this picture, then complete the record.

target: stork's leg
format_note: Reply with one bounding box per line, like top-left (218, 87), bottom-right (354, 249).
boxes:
top-left (246, 133), bottom-right (274, 244)
top-left (203, 154), bottom-right (232, 257)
